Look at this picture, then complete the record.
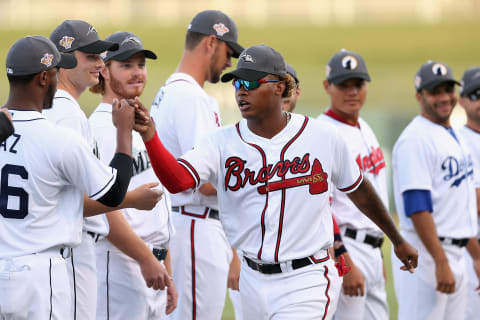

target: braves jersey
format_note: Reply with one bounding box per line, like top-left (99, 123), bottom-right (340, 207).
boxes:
top-left (0, 110), bottom-right (116, 258)
top-left (150, 73), bottom-right (221, 213)
top-left (179, 113), bottom-right (363, 263)
top-left (393, 115), bottom-right (477, 238)
top-left (89, 103), bottom-right (173, 247)
top-left (318, 111), bottom-right (388, 236)
top-left (43, 89), bottom-right (108, 235)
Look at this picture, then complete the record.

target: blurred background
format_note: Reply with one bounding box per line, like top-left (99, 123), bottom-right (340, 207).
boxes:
top-left (1, 1), bottom-right (479, 318)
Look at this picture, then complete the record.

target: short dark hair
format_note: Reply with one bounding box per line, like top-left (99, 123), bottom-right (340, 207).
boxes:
top-left (7, 73), bottom-right (36, 86)
top-left (185, 31), bottom-right (208, 50)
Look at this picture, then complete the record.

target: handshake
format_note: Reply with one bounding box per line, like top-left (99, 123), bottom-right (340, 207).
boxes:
top-left (111, 97), bottom-right (156, 142)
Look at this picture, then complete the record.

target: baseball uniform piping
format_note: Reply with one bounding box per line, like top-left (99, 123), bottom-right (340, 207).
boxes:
top-left (71, 249), bottom-right (77, 319)
top-left (178, 158), bottom-right (201, 188)
top-left (324, 109), bottom-right (360, 128)
top-left (190, 220), bottom-right (197, 320)
top-left (49, 258), bottom-right (53, 320)
top-left (322, 266), bottom-right (331, 320)
top-left (339, 171), bottom-right (363, 192)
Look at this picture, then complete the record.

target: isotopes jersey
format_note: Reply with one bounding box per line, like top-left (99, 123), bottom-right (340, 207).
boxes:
top-left (318, 110), bottom-right (388, 236)
top-left (43, 89), bottom-right (108, 235)
top-left (179, 113), bottom-right (363, 263)
top-left (150, 73), bottom-right (222, 212)
top-left (393, 115), bottom-right (477, 238)
top-left (89, 103), bottom-right (173, 247)
top-left (0, 110), bottom-right (116, 258)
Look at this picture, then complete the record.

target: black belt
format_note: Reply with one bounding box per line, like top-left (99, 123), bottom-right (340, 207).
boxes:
top-left (86, 231), bottom-right (100, 243)
top-left (152, 248), bottom-right (168, 261)
top-left (244, 255), bottom-right (327, 274)
top-left (344, 228), bottom-right (384, 248)
top-left (171, 206), bottom-right (219, 220)
top-left (439, 237), bottom-right (469, 247)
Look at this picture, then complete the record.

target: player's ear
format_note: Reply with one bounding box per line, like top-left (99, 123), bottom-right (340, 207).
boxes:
top-left (323, 80), bottom-right (330, 93)
top-left (100, 66), bottom-right (109, 81)
top-left (204, 35), bottom-right (218, 54)
top-left (415, 91), bottom-right (422, 103)
top-left (275, 81), bottom-right (286, 97)
top-left (37, 71), bottom-right (48, 87)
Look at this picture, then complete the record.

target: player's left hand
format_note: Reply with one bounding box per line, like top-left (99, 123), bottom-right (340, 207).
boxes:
top-left (140, 255), bottom-right (170, 290)
top-left (227, 250), bottom-right (241, 291)
top-left (394, 240), bottom-right (418, 273)
top-left (130, 182), bottom-right (163, 210)
top-left (165, 277), bottom-right (178, 314)
top-left (128, 97), bottom-right (156, 141)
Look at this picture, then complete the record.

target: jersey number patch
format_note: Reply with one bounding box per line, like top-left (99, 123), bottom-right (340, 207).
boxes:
top-left (0, 164), bottom-right (29, 219)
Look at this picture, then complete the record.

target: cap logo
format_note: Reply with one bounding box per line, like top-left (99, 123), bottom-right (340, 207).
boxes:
top-left (415, 75), bottom-right (422, 88)
top-left (40, 53), bottom-right (54, 67)
top-left (100, 51), bottom-right (107, 59)
top-left (240, 52), bottom-right (255, 63)
top-left (86, 25), bottom-right (97, 36)
top-left (341, 56), bottom-right (358, 70)
top-left (6, 67), bottom-right (13, 74)
top-left (432, 63), bottom-right (447, 76)
top-left (121, 36), bottom-right (141, 45)
top-left (213, 23), bottom-right (229, 37)
top-left (59, 36), bottom-right (75, 49)
top-left (472, 71), bottom-right (480, 80)
top-left (326, 65), bottom-right (331, 77)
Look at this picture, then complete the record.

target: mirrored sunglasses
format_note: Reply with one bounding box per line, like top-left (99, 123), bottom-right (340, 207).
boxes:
top-left (232, 78), bottom-right (280, 91)
top-left (468, 89), bottom-right (480, 101)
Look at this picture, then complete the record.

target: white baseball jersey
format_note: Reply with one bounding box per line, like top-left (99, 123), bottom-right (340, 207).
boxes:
top-left (179, 113), bottom-right (363, 262)
top-left (0, 110), bottom-right (116, 258)
top-left (318, 111), bottom-right (388, 236)
top-left (150, 72), bottom-right (221, 212)
top-left (43, 89), bottom-right (108, 235)
top-left (393, 115), bottom-right (477, 238)
top-left (89, 102), bottom-right (173, 247)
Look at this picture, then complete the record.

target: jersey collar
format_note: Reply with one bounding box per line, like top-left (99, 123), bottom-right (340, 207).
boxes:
top-left (10, 109), bottom-right (46, 122)
top-left (324, 108), bottom-right (360, 129)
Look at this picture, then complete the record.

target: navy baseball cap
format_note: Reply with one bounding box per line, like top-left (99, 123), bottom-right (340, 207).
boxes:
top-left (286, 64), bottom-right (299, 84)
top-left (188, 10), bottom-right (243, 58)
top-left (415, 60), bottom-right (460, 91)
top-left (102, 32), bottom-right (157, 62)
top-left (460, 67), bottom-right (480, 97)
top-left (6, 36), bottom-right (77, 76)
top-left (50, 20), bottom-right (119, 54)
top-left (326, 49), bottom-right (371, 84)
top-left (221, 44), bottom-right (286, 82)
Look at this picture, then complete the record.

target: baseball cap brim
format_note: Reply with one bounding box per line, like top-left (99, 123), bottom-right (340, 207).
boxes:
top-left (57, 52), bottom-right (77, 69)
top-left (221, 69), bottom-right (268, 82)
top-left (225, 41), bottom-right (244, 59)
top-left (421, 79), bottom-right (461, 91)
top-left (329, 73), bottom-right (371, 85)
top-left (106, 49), bottom-right (157, 62)
top-left (78, 40), bottom-right (119, 54)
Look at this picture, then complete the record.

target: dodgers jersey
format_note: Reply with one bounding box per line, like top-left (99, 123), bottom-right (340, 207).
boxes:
top-left (393, 115), bottom-right (477, 238)
top-left (89, 103), bottom-right (173, 247)
top-left (179, 113), bottom-right (363, 263)
top-left (318, 111), bottom-right (388, 236)
top-left (0, 110), bottom-right (116, 258)
top-left (43, 89), bottom-right (108, 235)
top-left (150, 73), bottom-right (221, 213)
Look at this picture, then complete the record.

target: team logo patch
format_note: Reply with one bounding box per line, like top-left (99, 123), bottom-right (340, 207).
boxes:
top-left (240, 52), bottom-right (255, 63)
top-left (6, 67), bottom-right (13, 74)
top-left (86, 25), bottom-right (97, 36)
top-left (213, 23), bottom-right (229, 36)
top-left (40, 53), bottom-right (54, 67)
top-left (121, 36), bottom-right (141, 46)
top-left (415, 75), bottom-right (422, 88)
top-left (341, 56), bottom-right (357, 70)
top-left (59, 36), bottom-right (75, 49)
top-left (432, 63), bottom-right (447, 76)
top-left (326, 65), bottom-right (331, 77)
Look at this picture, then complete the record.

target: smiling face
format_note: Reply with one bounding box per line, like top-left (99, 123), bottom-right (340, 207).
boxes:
top-left (103, 52), bottom-right (147, 99)
top-left (417, 82), bottom-right (457, 126)
top-left (323, 78), bottom-right (367, 121)
top-left (66, 50), bottom-right (105, 91)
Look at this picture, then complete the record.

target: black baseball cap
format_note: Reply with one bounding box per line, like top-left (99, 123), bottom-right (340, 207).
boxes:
top-left (102, 32), bottom-right (157, 62)
top-left (50, 20), bottom-right (119, 54)
top-left (326, 49), bottom-right (371, 84)
top-left (460, 67), bottom-right (480, 97)
top-left (188, 10), bottom-right (243, 58)
top-left (414, 60), bottom-right (460, 91)
top-left (6, 36), bottom-right (77, 76)
top-left (221, 44), bottom-right (286, 82)
top-left (286, 64), bottom-right (299, 84)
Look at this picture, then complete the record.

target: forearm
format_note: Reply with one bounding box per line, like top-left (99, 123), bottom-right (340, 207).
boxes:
top-left (467, 237), bottom-right (480, 260)
top-left (116, 127), bottom-right (132, 157)
top-left (83, 190), bottom-right (140, 217)
top-left (164, 251), bottom-right (172, 275)
top-left (347, 178), bottom-right (403, 246)
top-left (411, 211), bottom-right (448, 264)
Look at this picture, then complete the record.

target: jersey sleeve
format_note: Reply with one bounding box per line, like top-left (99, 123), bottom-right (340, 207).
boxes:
top-left (59, 130), bottom-right (117, 200)
top-left (91, 123), bottom-right (116, 166)
top-left (331, 133), bottom-right (363, 193)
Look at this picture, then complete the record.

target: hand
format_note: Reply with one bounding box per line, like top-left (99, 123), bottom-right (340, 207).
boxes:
top-left (473, 258), bottom-right (480, 295)
top-left (128, 97), bottom-right (156, 141)
top-left (139, 255), bottom-right (171, 290)
top-left (435, 261), bottom-right (456, 294)
top-left (342, 262), bottom-right (365, 296)
top-left (112, 98), bottom-right (135, 131)
top-left (165, 277), bottom-right (178, 314)
top-left (393, 240), bottom-right (418, 273)
top-left (335, 255), bottom-right (351, 277)
top-left (227, 252), bottom-right (241, 291)
top-left (130, 182), bottom-right (163, 210)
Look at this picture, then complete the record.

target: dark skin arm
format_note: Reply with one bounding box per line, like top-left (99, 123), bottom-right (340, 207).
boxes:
top-left (347, 178), bottom-right (418, 272)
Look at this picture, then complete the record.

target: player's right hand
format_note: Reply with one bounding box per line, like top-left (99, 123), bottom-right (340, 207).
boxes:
top-left (435, 261), bottom-right (456, 294)
top-left (140, 254), bottom-right (170, 290)
top-left (112, 98), bottom-right (135, 131)
top-left (128, 97), bottom-right (156, 141)
top-left (394, 240), bottom-right (418, 273)
top-left (342, 262), bottom-right (365, 296)
top-left (131, 182), bottom-right (163, 210)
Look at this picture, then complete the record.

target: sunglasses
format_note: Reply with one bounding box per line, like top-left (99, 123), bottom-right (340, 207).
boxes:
top-left (468, 90), bottom-right (480, 101)
top-left (232, 78), bottom-right (281, 91)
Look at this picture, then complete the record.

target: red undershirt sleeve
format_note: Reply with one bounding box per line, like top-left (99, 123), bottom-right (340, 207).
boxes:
top-left (144, 131), bottom-right (196, 193)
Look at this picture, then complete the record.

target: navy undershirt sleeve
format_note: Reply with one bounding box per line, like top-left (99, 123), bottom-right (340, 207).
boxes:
top-left (402, 189), bottom-right (433, 217)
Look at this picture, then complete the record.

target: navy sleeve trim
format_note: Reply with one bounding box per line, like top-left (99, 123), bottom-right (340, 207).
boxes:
top-left (402, 189), bottom-right (433, 217)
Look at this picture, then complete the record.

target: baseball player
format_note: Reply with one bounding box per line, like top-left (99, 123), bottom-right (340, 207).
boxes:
top-left (149, 10), bottom-right (244, 320)
top-left (281, 64), bottom-right (301, 112)
top-left (89, 31), bottom-right (177, 319)
top-left (392, 60), bottom-right (480, 320)
top-left (458, 67), bottom-right (480, 320)
top-left (136, 43), bottom-right (418, 320)
top-left (44, 20), bottom-right (164, 320)
top-left (0, 108), bottom-right (14, 143)
top-left (318, 50), bottom-right (389, 320)
top-left (0, 35), bottom-right (140, 319)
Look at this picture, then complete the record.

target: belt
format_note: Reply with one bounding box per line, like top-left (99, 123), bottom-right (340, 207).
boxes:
top-left (86, 231), bottom-right (100, 243)
top-left (171, 206), bottom-right (219, 220)
top-left (152, 248), bottom-right (168, 261)
top-left (439, 237), bottom-right (469, 247)
top-left (344, 228), bottom-right (384, 248)
top-left (244, 254), bottom-right (328, 274)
